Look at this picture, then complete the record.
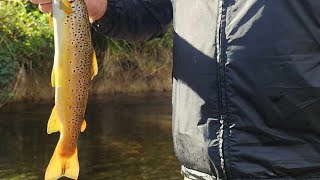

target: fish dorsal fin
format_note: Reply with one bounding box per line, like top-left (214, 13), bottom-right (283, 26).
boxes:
top-left (81, 119), bottom-right (87, 132)
top-left (91, 51), bottom-right (98, 79)
top-left (48, 13), bottom-right (53, 29)
top-left (47, 105), bottom-right (62, 134)
top-left (59, 0), bottom-right (73, 14)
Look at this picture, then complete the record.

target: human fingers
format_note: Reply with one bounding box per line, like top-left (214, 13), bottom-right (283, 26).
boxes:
top-left (30, 0), bottom-right (51, 4)
top-left (30, 0), bottom-right (52, 13)
top-left (85, 0), bottom-right (108, 22)
top-left (39, 3), bottom-right (52, 13)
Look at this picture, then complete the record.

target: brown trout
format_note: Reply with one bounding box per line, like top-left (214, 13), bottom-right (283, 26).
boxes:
top-left (45, 0), bottom-right (98, 179)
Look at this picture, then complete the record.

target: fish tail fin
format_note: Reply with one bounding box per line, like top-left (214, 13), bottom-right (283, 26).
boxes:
top-left (64, 148), bottom-right (79, 180)
top-left (45, 142), bottom-right (79, 180)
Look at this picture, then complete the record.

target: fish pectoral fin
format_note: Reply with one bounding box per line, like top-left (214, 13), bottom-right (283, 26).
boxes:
top-left (81, 119), bottom-right (87, 132)
top-left (51, 66), bottom-right (55, 87)
top-left (48, 13), bottom-right (53, 29)
top-left (51, 65), bottom-right (61, 87)
top-left (47, 105), bottom-right (62, 134)
top-left (91, 51), bottom-right (98, 79)
top-left (59, 0), bottom-right (73, 14)
top-left (45, 142), bottom-right (79, 180)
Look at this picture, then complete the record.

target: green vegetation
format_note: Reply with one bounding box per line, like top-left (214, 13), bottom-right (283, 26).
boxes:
top-left (92, 27), bottom-right (173, 89)
top-left (0, 0), bottom-right (173, 104)
top-left (0, 0), bottom-right (53, 86)
top-left (0, 0), bottom-right (53, 106)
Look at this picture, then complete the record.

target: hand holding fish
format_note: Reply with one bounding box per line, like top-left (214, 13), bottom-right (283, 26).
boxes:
top-left (30, 0), bottom-right (108, 22)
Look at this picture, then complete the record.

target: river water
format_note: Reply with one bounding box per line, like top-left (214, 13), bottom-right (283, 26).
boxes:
top-left (0, 94), bottom-right (181, 180)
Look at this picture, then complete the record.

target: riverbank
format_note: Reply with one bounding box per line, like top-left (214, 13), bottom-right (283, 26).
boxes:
top-left (7, 60), bottom-right (172, 103)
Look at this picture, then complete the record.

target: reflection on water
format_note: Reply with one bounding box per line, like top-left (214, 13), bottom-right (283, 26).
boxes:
top-left (0, 94), bottom-right (181, 180)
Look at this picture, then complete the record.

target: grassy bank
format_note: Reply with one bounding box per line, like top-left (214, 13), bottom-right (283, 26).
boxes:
top-left (0, 1), bottom-right (173, 104)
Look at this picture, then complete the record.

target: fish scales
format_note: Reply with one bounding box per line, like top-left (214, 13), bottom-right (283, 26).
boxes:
top-left (45, 0), bottom-right (98, 179)
top-left (56, 0), bottom-right (91, 156)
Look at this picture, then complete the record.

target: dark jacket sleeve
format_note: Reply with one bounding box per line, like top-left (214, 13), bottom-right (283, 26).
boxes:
top-left (91, 0), bottom-right (173, 41)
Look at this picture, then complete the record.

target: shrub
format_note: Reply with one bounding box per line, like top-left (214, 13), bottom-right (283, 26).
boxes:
top-left (0, 0), bottom-right (53, 89)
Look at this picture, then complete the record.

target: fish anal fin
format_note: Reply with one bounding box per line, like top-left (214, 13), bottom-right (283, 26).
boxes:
top-left (45, 142), bottom-right (79, 180)
top-left (59, 0), bottom-right (73, 14)
top-left (91, 51), bottom-right (98, 79)
top-left (81, 119), bottom-right (87, 132)
top-left (47, 106), bottom-right (61, 134)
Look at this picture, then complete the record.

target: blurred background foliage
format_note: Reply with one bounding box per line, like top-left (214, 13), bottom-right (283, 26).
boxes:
top-left (0, 0), bottom-right (173, 104)
top-left (0, 0), bottom-right (53, 89)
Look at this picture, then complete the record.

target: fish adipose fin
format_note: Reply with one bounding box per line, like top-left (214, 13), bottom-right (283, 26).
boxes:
top-left (81, 119), bottom-right (87, 132)
top-left (47, 106), bottom-right (62, 134)
top-left (59, 0), bottom-right (73, 14)
top-left (91, 51), bottom-right (98, 79)
top-left (45, 142), bottom-right (79, 180)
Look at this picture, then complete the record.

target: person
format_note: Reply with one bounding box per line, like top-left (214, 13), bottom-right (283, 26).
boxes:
top-left (31, 0), bottom-right (320, 179)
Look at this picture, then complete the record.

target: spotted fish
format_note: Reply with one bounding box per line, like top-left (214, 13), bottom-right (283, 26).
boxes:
top-left (45, 0), bottom-right (98, 179)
